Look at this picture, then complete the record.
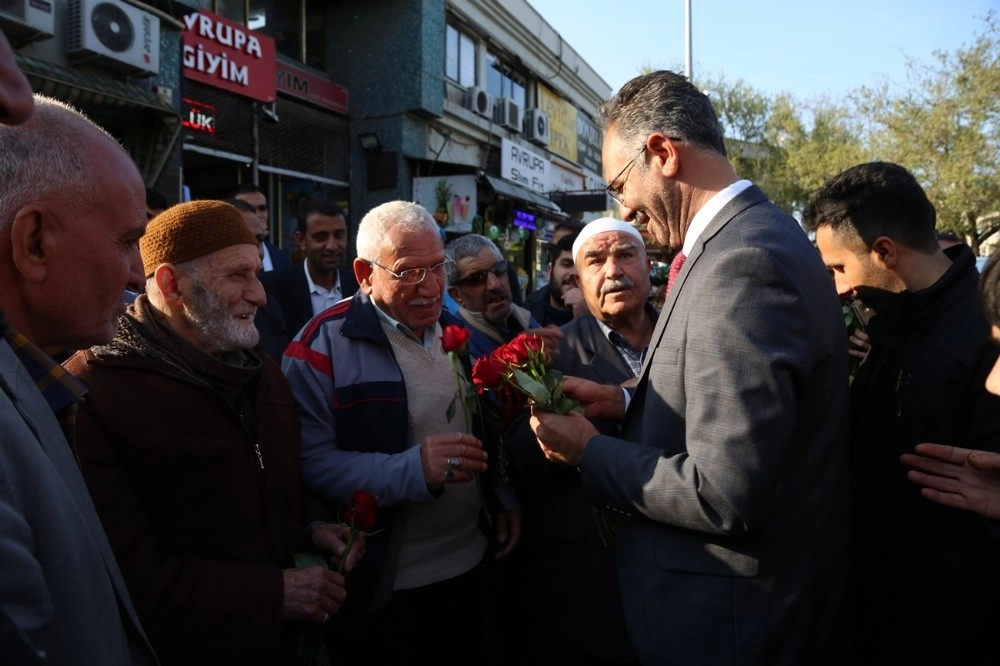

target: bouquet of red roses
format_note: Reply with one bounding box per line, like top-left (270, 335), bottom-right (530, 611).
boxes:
top-left (471, 333), bottom-right (582, 416)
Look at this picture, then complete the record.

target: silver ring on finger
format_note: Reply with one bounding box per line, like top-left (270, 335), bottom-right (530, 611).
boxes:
top-left (445, 468), bottom-right (455, 481)
top-left (447, 456), bottom-right (461, 469)
top-left (323, 612), bottom-right (330, 623)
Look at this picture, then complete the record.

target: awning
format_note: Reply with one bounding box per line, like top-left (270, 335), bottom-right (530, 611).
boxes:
top-left (549, 190), bottom-right (612, 213)
top-left (15, 54), bottom-right (179, 116)
top-left (482, 175), bottom-right (564, 216)
top-left (15, 53), bottom-right (182, 184)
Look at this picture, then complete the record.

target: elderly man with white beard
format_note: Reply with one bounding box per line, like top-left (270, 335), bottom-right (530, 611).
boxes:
top-left (63, 200), bottom-right (360, 666)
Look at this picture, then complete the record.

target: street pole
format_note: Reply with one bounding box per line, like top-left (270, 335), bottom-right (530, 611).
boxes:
top-left (685, 0), bottom-right (692, 80)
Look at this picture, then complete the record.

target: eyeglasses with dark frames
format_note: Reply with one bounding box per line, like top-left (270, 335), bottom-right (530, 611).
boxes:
top-left (605, 138), bottom-right (682, 205)
top-left (369, 259), bottom-right (452, 284)
top-left (605, 146), bottom-right (647, 206)
top-left (455, 260), bottom-right (509, 287)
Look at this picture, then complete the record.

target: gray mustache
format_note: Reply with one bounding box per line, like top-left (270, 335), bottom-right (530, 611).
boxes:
top-left (601, 277), bottom-right (635, 295)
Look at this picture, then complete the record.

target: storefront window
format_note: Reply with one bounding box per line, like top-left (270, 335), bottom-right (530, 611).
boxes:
top-left (250, 0), bottom-right (303, 61)
top-left (446, 24), bottom-right (476, 87)
top-left (214, 0), bottom-right (246, 23)
top-left (304, 0), bottom-right (327, 70)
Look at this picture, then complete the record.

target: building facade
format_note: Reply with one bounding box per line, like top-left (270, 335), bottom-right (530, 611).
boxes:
top-left (3, 0), bottom-right (613, 286)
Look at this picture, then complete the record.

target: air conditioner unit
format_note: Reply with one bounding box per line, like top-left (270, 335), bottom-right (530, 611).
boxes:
top-left (465, 86), bottom-right (493, 118)
top-left (494, 97), bottom-right (523, 133)
top-left (0, 0), bottom-right (56, 46)
top-left (525, 108), bottom-right (550, 146)
top-left (67, 0), bottom-right (160, 75)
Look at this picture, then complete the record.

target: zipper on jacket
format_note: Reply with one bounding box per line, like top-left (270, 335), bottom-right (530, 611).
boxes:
top-left (252, 440), bottom-right (264, 470)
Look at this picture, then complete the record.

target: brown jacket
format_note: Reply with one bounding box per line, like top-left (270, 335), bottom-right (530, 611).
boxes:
top-left (64, 304), bottom-right (308, 665)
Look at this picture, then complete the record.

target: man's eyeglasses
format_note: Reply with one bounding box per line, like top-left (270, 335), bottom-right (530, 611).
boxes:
top-left (455, 260), bottom-right (508, 287)
top-left (369, 259), bottom-right (452, 284)
top-left (252, 204), bottom-right (267, 213)
top-left (606, 146), bottom-right (646, 206)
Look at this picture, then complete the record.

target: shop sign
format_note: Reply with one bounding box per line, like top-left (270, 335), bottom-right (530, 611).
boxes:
top-left (181, 98), bottom-right (216, 136)
top-left (549, 159), bottom-right (585, 193)
top-left (511, 208), bottom-right (537, 230)
top-left (182, 10), bottom-right (276, 102)
top-left (537, 84), bottom-right (578, 163)
top-left (276, 60), bottom-right (348, 114)
top-left (577, 114), bottom-right (603, 175)
top-left (412, 175), bottom-right (478, 233)
top-left (501, 138), bottom-right (549, 194)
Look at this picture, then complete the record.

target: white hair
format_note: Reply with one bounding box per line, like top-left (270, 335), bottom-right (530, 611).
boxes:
top-left (355, 200), bottom-right (439, 261)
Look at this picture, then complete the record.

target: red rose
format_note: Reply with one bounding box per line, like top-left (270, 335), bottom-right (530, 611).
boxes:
top-left (440, 324), bottom-right (471, 354)
top-left (521, 334), bottom-right (548, 363)
top-left (508, 334), bottom-right (532, 364)
top-left (472, 355), bottom-right (506, 393)
top-left (343, 490), bottom-right (378, 532)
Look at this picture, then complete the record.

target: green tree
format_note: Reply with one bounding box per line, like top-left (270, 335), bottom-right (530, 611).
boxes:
top-left (860, 12), bottom-right (1000, 254)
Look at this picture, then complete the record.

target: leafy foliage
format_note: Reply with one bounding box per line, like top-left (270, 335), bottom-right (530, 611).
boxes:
top-left (676, 11), bottom-right (999, 245)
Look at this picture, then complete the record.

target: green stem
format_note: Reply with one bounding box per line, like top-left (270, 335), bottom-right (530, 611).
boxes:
top-left (338, 526), bottom-right (355, 575)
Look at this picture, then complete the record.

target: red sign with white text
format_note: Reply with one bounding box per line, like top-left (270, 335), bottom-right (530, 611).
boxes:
top-left (182, 10), bottom-right (276, 103)
top-left (276, 60), bottom-right (349, 114)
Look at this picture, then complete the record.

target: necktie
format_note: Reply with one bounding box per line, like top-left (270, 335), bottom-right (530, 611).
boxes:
top-left (666, 251), bottom-right (687, 296)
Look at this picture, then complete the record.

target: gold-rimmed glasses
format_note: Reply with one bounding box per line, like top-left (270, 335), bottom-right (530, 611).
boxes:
top-left (368, 259), bottom-right (452, 284)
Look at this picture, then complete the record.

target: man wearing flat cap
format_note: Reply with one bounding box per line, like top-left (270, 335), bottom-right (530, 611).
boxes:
top-left (63, 200), bottom-right (362, 665)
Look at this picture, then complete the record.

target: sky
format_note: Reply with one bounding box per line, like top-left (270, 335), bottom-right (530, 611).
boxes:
top-left (526, 0), bottom-right (998, 100)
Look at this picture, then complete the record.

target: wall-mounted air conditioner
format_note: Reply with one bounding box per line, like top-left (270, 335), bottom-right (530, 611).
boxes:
top-left (525, 108), bottom-right (550, 146)
top-left (0, 0), bottom-right (56, 46)
top-left (494, 97), bottom-right (523, 133)
top-left (465, 86), bottom-right (493, 118)
top-left (67, 0), bottom-right (160, 75)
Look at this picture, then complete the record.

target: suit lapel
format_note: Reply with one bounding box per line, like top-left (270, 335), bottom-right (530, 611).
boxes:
top-left (632, 185), bottom-right (769, 394)
top-left (580, 316), bottom-right (633, 382)
top-left (290, 264), bottom-right (315, 329)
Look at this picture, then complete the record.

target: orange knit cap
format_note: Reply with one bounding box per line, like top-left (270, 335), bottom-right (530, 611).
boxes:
top-left (140, 200), bottom-right (258, 277)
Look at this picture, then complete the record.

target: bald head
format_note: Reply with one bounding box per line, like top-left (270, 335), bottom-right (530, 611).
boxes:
top-left (0, 95), bottom-right (146, 353)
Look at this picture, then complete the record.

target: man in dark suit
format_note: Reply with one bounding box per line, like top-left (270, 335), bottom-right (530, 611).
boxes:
top-left (507, 217), bottom-right (656, 665)
top-left (233, 184), bottom-right (291, 272)
top-left (258, 199), bottom-right (358, 358)
top-left (0, 91), bottom-right (158, 664)
top-left (529, 70), bottom-right (851, 665)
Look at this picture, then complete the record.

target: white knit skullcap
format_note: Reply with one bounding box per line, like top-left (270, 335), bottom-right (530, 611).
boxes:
top-left (571, 217), bottom-right (646, 264)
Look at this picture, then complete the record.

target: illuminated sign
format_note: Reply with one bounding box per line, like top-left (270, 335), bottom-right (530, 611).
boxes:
top-left (512, 208), bottom-right (537, 230)
top-left (181, 98), bottom-right (216, 135)
top-left (182, 10), bottom-right (276, 102)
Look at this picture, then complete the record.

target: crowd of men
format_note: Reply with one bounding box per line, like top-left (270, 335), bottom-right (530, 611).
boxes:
top-left (4, 28), bottom-right (1000, 666)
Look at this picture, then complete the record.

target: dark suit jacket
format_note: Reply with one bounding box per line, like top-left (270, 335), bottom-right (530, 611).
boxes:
top-left (581, 185), bottom-right (851, 665)
top-left (257, 263), bottom-right (359, 361)
top-left (506, 311), bottom-right (655, 662)
top-left (0, 339), bottom-right (158, 665)
top-left (262, 240), bottom-right (291, 271)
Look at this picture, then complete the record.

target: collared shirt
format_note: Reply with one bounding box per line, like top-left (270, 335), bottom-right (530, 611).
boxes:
top-left (371, 300), bottom-right (440, 352)
top-left (596, 319), bottom-right (644, 377)
top-left (681, 179), bottom-right (753, 257)
top-left (2, 317), bottom-right (88, 442)
top-left (261, 242), bottom-right (275, 272)
top-left (304, 261), bottom-right (342, 317)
